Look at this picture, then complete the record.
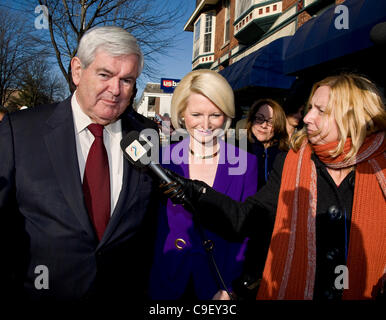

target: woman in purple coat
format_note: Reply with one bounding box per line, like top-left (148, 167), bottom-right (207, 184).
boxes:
top-left (149, 70), bottom-right (258, 300)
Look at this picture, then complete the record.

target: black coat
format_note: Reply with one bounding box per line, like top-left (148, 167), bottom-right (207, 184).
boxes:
top-left (247, 139), bottom-right (281, 191)
top-left (195, 152), bottom-right (356, 300)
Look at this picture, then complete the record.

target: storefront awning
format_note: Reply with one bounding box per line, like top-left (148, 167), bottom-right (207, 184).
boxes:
top-left (220, 36), bottom-right (296, 91)
top-left (284, 0), bottom-right (386, 75)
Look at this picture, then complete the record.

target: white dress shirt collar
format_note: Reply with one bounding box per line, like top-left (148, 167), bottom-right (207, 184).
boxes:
top-left (71, 91), bottom-right (122, 136)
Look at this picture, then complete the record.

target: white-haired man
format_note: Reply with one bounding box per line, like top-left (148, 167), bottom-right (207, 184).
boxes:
top-left (0, 26), bottom-right (159, 303)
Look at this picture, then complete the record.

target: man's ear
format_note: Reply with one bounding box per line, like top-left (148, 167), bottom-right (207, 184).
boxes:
top-left (71, 57), bottom-right (82, 86)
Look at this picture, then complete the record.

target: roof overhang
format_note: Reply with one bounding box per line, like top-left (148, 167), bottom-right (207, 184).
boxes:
top-left (184, 0), bottom-right (219, 32)
top-left (220, 36), bottom-right (296, 90)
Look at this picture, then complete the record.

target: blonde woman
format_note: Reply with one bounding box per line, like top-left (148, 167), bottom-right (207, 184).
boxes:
top-left (162, 73), bottom-right (386, 300)
top-left (149, 69), bottom-right (258, 300)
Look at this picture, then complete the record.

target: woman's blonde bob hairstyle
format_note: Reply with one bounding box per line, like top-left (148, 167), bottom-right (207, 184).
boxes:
top-left (170, 69), bottom-right (235, 132)
top-left (291, 73), bottom-right (386, 162)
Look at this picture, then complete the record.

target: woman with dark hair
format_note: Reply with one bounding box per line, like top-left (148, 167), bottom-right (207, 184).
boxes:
top-left (245, 98), bottom-right (289, 190)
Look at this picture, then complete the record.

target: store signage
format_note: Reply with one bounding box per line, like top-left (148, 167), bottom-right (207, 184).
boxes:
top-left (161, 78), bottom-right (180, 93)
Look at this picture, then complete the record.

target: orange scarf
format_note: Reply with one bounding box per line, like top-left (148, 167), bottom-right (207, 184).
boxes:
top-left (257, 132), bottom-right (386, 300)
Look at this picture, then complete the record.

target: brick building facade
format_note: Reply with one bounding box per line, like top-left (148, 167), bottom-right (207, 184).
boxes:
top-left (185, 0), bottom-right (338, 71)
top-left (184, 0), bottom-right (385, 122)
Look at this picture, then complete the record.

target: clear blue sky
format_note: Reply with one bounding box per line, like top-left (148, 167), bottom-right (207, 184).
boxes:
top-left (136, 0), bottom-right (196, 97)
top-left (1, 0), bottom-right (196, 99)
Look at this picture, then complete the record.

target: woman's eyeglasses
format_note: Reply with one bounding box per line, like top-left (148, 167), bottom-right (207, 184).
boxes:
top-left (254, 114), bottom-right (273, 126)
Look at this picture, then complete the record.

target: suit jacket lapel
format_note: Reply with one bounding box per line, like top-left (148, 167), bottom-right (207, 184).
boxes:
top-left (44, 97), bottom-right (95, 238)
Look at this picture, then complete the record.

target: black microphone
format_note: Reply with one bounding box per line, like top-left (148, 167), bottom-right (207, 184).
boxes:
top-left (120, 130), bottom-right (172, 183)
top-left (370, 22), bottom-right (386, 46)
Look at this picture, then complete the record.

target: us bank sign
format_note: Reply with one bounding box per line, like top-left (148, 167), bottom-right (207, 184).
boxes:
top-left (161, 78), bottom-right (180, 93)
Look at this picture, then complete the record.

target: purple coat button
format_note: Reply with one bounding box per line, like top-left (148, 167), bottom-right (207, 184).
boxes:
top-left (175, 238), bottom-right (186, 250)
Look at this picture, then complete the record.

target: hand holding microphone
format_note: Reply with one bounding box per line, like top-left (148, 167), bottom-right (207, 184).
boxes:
top-left (120, 130), bottom-right (207, 207)
top-left (160, 168), bottom-right (208, 206)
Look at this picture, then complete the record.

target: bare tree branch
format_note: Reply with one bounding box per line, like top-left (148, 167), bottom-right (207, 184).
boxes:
top-left (61, 0), bottom-right (79, 38)
top-left (41, 0), bottom-right (70, 85)
top-left (26, 0), bottom-right (189, 91)
top-left (0, 8), bottom-right (45, 106)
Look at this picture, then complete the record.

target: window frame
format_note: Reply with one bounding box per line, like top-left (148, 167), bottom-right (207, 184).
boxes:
top-left (203, 14), bottom-right (213, 53)
top-left (223, 0), bottom-right (231, 44)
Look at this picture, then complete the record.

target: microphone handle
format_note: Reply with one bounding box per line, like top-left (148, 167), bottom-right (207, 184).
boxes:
top-left (148, 162), bottom-right (173, 184)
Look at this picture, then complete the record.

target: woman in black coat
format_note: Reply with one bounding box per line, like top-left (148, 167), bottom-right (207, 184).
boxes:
top-left (162, 74), bottom-right (386, 300)
top-left (230, 99), bottom-right (290, 299)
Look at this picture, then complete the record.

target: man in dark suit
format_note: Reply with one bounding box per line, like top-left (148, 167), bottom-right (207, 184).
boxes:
top-left (0, 26), bottom-right (159, 303)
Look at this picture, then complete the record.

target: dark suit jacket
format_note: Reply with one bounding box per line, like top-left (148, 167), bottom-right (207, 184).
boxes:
top-left (0, 96), bottom-right (159, 303)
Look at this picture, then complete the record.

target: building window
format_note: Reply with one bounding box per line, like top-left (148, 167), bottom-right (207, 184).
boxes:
top-left (194, 19), bottom-right (200, 42)
top-left (204, 34), bottom-right (211, 53)
top-left (204, 14), bottom-right (212, 53)
top-left (193, 18), bottom-right (201, 58)
top-left (148, 96), bottom-right (156, 112)
top-left (236, 0), bottom-right (275, 20)
top-left (235, 0), bottom-right (253, 20)
top-left (224, 0), bottom-right (230, 43)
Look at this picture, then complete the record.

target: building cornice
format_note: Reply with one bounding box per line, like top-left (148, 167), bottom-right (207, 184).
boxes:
top-left (184, 0), bottom-right (220, 31)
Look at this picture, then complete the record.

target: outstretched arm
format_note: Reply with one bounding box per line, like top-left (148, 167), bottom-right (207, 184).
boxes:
top-left (160, 152), bottom-right (286, 238)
